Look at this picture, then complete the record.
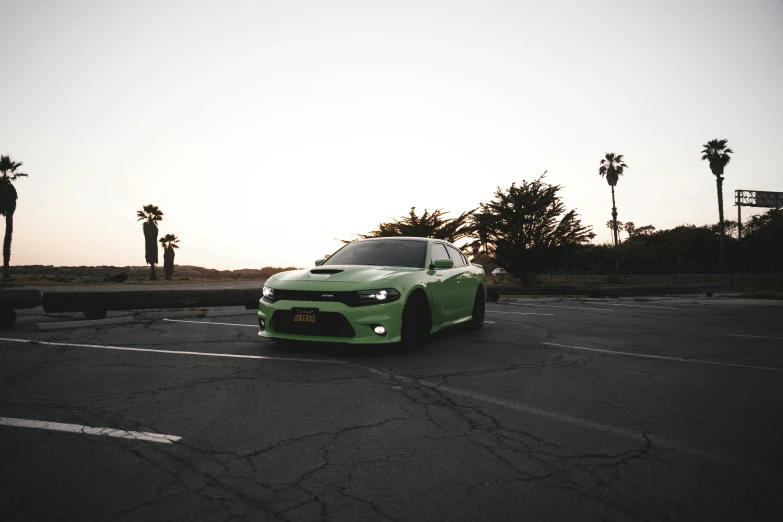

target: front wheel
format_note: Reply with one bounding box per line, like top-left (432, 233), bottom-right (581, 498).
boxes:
top-left (400, 293), bottom-right (431, 351)
top-left (469, 288), bottom-right (485, 329)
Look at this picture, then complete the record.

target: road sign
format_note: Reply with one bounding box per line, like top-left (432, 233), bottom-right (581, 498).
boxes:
top-left (735, 190), bottom-right (783, 208)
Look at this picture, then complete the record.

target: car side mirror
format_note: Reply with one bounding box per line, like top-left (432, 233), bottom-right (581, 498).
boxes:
top-left (315, 259), bottom-right (325, 266)
top-left (433, 259), bottom-right (454, 269)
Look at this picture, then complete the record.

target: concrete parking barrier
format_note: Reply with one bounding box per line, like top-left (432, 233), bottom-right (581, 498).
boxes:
top-left (206, 309), bottom-right (258, 317)
top-left (36, 316), bottom-right (136, 331)
top-left (486, 285), bottom-right (705, 300)
top-left (42, 289), bottom-right (263, 319)
top-left (0, 289), bottom-right (42, 327)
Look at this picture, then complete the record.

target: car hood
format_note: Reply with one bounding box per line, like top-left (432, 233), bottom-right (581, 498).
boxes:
top-left (269, 265), bottom-right (420, 286)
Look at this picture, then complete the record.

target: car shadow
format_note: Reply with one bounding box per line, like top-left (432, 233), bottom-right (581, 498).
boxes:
top-left (266, 324), bottom-right (477, 359)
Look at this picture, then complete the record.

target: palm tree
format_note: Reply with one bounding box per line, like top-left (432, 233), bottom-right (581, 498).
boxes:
top-left (136, 205), bottom-right (164, 280)
top-left (159, 234), bottom-right (180, 280)
top-left (606, 220), bottom-right (626, 241)
top-left (598, 153), bottom-right (628, 247)
top-left (0, 155), bottom-right (29, 282)
top-left (701, 139), bottom-right (733, 266)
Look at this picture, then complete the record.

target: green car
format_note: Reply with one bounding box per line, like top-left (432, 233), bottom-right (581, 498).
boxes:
top-left (258, 237), bottom-right (486, 348)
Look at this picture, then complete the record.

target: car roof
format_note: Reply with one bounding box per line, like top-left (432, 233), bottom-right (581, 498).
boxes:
top-left (359, 237), bottom-right (464, 247)
top-left (359, 237), bottom-right (431, 242)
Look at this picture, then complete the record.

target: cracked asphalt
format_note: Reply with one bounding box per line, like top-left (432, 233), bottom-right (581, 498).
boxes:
top-left (1, 296), bottom-right (782, 521)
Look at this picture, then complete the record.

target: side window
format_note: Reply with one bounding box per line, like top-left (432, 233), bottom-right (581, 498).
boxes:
top-left (430, 243), bottom-right (450, 266)
top-left (446, 246), bottom-right (466, 267)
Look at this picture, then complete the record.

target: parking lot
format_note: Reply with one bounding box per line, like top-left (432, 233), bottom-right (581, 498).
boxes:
top-left (2, 296), bottom-right (782, 521)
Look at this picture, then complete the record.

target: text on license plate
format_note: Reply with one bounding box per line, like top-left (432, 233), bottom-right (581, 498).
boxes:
top-left (293, 313), bottom-right (316, 323)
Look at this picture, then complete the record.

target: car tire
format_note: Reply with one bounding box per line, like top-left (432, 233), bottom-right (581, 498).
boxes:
top-left (469, 288), bottom-right (485, 329)
top-left (400, 292), bottom-right (431, 351)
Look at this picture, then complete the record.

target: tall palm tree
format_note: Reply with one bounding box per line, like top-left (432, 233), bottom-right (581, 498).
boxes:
top-left (598, 153), bottom-right (628, 246)
top-left (701, 139), bottom-right (733, 266)
top-left (159, 234), bottom-right (180, 280)
top-left (0, 155), bottom-right (29, 282)
top-left (137, 205), bottom-right (164, 280)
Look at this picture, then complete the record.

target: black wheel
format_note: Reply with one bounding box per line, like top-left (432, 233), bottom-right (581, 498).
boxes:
top-left (470, 288), bottom-right (485, 329)
top-left (400, 293), bottom-right (432, 351)
top-left (0, 308), bottom-right (16, 328)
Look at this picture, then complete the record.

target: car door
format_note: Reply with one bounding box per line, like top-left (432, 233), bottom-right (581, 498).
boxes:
top-left (427, 243), bottom-right (462, 324)
top-left (446, 245), bottom-right (478, 319)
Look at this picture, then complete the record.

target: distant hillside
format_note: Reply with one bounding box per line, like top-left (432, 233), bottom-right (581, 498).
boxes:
top-left (7, 265), bottom-right (300, 284)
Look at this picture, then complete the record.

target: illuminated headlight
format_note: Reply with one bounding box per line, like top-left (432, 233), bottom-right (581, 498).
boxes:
top-left (373, 325), bottom-right (387, 335)
top-left (356, 289), bottom-right (400, 305)
top-left (262, 285), bottom-right (279, 302)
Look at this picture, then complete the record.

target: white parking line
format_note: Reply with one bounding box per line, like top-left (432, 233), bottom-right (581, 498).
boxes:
top-left (163, 318), bottom-right (256, 328)
top-left (0, 417), bottom-right (181, 444)
top-left (508, 303), bottom-right (611, 312)
top-left (597, 303), bottom-right (678, 310)
top-left (484, 321), bottom-right (496, 324)
top-left (488, 311), bottom-right (555, 316)
top-left (541, 342), bottom-right (783, 372)
top-left (723, 334), bottom-right (783, 340)
top-left (355, 366), bottom-right (769, 473)
top-left (0, 337), bottom-right (346, 365)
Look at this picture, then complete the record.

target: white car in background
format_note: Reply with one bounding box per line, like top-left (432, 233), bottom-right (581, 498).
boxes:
top-left (491, 268), bottom-right (506, 276)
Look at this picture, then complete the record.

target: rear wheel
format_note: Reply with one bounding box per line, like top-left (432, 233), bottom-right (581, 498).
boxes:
top-left (400, 292), bottom-right (431, 351)
top-left (469, 288), bottom-right (485, 329)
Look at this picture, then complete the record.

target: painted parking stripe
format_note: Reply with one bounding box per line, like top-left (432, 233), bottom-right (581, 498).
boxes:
top-left (163, 318), bottom-right (256, 328)
top-left (0, 337), bottom-right (346, 365)
top-left (542, 342), bottom-right (783, 372)
top-left (508, 303), bottom-right (611, 312)
top-left (355, 366), bottom-right (770, 474)
top-left (484, 321), bottom-right (496, 324)
top-left (489, 310), bottom-right (556, 316)
top-left (0, 417), bottom-right (181, 444)
top-left (723, 334), bottom-right (783, 340)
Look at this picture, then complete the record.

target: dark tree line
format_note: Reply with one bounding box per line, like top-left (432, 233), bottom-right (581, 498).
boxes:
top-left (574, 208), bottom-right (781, 275)
top-left (353, 173), bottom-right (594, 282)
top-left (351, 176), bottom-right (781, 283)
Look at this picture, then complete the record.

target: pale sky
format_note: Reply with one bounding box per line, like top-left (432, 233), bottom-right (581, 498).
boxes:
top-left (1, 0), bottom-right (781, 270)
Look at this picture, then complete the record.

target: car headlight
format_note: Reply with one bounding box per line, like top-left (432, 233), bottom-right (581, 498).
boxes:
top-left (356, 288), bottom-right (401, 305)
top-left (262, 285), bottom-right (279, 302)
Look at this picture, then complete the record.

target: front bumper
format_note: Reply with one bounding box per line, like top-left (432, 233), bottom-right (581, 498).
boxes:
top-left (257, 298), bottom-right (405, 344)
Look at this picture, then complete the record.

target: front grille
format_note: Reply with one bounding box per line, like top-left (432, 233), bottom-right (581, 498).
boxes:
top-left (274, 290), bottom-right (360, 306)
top-left (271, 310), bottom-right (356, 338)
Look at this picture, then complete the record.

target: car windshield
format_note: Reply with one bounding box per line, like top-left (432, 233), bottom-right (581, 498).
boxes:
top-left (323, 240), bottom-right (427, 268)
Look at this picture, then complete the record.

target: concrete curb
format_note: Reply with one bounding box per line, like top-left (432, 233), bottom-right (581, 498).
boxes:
top-left (206, 309), bottom-right (258, 317)
top-left (36, 316), bottom-right (136, 331)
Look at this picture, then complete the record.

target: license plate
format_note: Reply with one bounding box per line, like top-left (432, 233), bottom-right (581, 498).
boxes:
top-left (292, 308), bottom-right (318, 323)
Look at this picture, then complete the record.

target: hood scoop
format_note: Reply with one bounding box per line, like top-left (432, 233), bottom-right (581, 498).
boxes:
top-left (310, 269), bottom-right (345, 275)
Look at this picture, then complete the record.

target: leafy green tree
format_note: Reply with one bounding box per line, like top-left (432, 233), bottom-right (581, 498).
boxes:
top-left (633, 225), bottom-right (656, 236)
top-left (701, 139), bottom-right (733, 265)
top-left (474, 173), bottom-right (593, 282)
top-left (598, 153), bottom-right (628, 247)
top-left (741, 208), bottom-right (783, 273)
top-left (352, 207), bottom-right (474, 243)
top-left (0, 155), bottom-right (29, 282)
top-left (137, 205), bottom-right (164, 280)
top-left (159, 234), bottom-right (180, 280)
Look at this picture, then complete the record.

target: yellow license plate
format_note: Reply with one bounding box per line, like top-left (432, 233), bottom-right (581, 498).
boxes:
top-left (292, 309), bottom-right (317, 323)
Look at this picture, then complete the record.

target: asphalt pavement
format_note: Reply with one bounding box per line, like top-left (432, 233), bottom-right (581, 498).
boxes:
top-left (1, 296), bottom-right (782, 521)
